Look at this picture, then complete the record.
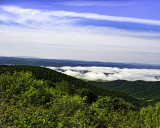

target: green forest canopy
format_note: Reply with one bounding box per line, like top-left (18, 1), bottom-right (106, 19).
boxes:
top-left (0, 65), bottom-right (160, 127)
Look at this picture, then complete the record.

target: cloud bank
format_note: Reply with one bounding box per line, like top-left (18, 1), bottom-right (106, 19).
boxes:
top-left (47, 66), bottom-right (160, 81)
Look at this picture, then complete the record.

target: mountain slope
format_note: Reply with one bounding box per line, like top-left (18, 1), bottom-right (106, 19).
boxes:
top-left (0, 65), bottom-right (146, 107)
top-left (0, 66), bottom-right (160, 127)
top-left (89, 80), bottom-right (160, 99)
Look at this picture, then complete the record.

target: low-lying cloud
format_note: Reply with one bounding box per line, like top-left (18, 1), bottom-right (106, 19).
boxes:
top-left (47, 66), bottom-right (160, 81)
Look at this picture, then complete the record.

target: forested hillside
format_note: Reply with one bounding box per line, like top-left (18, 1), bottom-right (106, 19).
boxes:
top-left (0, 65), bottom-right (145, 107)
top-left (0, 66), bottom-right (160, 127)
top-left (90, 81), bottom-right (160, 99)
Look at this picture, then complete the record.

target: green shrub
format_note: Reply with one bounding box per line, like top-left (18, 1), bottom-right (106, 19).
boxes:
top-left (0, 71), bottom-right (53, 106)
top-left (0, 67), bottom-right (160, 128)
top-left (55, 80), bottom-right (75, 95)
top-left (76, 88), bottom-right (97, 103)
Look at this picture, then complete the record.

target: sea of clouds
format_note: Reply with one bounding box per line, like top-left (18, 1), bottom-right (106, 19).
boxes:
top-left (47, 66), bottom-right (160, 81)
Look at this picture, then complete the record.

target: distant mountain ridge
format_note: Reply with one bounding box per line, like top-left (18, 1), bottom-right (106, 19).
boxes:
top-left (0, 56), bottom-right (160, 69)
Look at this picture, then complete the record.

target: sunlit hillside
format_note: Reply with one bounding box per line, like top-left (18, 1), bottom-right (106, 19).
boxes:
top-left (0, 66), bottom-right (160, 127)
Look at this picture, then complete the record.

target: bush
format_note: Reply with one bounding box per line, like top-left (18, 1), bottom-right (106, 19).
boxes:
top-left (55, 80), bottom-right (75, 95)
top-left (0, 68), bottom-right (160, 127)
top-left (0, 71), bottom-right (52, 106)
top-left (76, 88), bottom-right (97, 103)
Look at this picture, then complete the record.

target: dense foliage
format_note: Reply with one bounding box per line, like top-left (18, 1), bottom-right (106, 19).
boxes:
top-left (0, 65), bottom-right (145, 107)
top-left (0, 66), bottom-right (160, 127)
top-left (90, 80), bottom-right (160, 99)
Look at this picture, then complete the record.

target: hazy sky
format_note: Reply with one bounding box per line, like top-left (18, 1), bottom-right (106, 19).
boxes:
top-left (0, 0), bottom-right (160, 64)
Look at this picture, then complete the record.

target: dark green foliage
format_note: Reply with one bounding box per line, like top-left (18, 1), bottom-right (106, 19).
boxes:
top-left (76, 88), bottom-right (97, 103)
top-left (90, 80), bottom-right (160, 99)
top-left (0, 66), bottom-right (160, 127)
top-left (45, 80), bottom-right (56, 88)
top-left (0, 65), bottom-right (145, 107)
top-left (56, 81), bottom-right (75, 95)
top-left (0, 71), bottom-right (53, 106)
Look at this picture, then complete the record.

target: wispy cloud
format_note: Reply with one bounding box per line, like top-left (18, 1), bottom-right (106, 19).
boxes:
top-left (47, 66), bottom-right (160, 81)
top-left (0, 5), bottom-right (160, 64)
top-left (1, 5), bottom-right (160, 27)
top-left (0, 6), bottom-right (78, 27)
top-left (55, 0), bottom-right (135, 7)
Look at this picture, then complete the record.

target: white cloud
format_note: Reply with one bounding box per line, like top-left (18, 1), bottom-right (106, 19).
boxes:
top-left (0, 6), bottom-right (78, 27)
top-left (0, 23), bottom-right (160, 64)
top-left (1, 5), bottom-right (160, 26)
top-left (47, 66), bottom-right (160, 81)
top-left (55, 1), bottom-right (135, 7)
top-left (0, 5), bottom-right (160, 64)
top-left (64, 70), bottom-right (83, 79)
top-left (84, 72), bottom-right (107, 81)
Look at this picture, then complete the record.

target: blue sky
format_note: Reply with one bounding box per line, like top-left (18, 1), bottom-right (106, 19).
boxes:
top-left (0, 0), bottom-right (160, 64)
